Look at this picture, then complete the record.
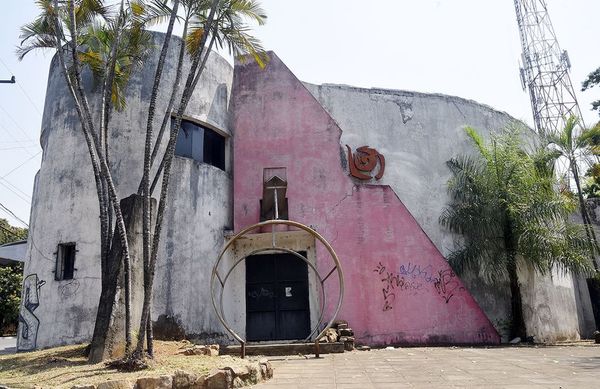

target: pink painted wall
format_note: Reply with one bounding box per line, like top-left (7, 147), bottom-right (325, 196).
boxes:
top-left (231, 53), bottom-right (500, 345)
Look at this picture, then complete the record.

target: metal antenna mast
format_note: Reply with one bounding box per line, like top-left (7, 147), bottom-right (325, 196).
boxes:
top-left (514, 0), bottom-right (584, 136)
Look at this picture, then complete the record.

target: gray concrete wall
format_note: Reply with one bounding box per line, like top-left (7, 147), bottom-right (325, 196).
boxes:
top-left (520, 266), bottom-right (581, 342)
top-left (151, 158), bottom-right (232, 341)
top-left (19, 32), bottom-right (233, 350)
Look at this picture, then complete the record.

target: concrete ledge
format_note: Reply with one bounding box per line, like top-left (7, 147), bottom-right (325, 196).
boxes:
top-left (221, 342), bottom-right (345, 356)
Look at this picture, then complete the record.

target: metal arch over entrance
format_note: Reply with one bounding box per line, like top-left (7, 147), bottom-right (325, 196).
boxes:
top-left (210, 219), bottom-right (344, 358)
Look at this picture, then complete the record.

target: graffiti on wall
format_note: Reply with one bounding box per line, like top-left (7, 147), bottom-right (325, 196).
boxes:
top-left (346, 145), bottom-right (385, 180)
top-left (398, 262), bottom-right (437, 283)
top-left (58, 279), bottom-right (80, 299)
top-left (248, 287), bottom-right (275, 300)
top-left (374, 262), bottom-right (423, 311)
top-left (17, 274), bottom-right (46, 351)
top-left (374, 262), bottom-right (466, 310)
top-left (433, 269), bottom-right (465, 304)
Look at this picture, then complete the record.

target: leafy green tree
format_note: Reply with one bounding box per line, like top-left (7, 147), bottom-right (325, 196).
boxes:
top-left (583, 164), bottom-right (600, 199)
top-left (582, 67), bottom-right (600, 117)
top-left (0, 264), bottom-right (23, 335)
top-left (0, 218), bottom-right (27, 245)
top-left (0, 218), bottom-right (27, 335)
top-left (440, 126), bottom-right (594, 340)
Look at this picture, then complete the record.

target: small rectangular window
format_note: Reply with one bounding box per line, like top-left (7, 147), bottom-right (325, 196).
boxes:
top-left (56, 243), bottom-right (76, 281)
top-left (174, 119), bottom-right (226, 170)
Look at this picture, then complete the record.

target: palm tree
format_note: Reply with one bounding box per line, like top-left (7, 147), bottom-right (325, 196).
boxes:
top-left (440, 126), bottom-right (594, 340)
top-left (546, 116), bottom-right (600, 270)
top-left (19, 0), bottom-right (268, 363)
top-left (19, 0), bottom-right (154, 360)
top-left (133, 0), bottom-right (268, 358)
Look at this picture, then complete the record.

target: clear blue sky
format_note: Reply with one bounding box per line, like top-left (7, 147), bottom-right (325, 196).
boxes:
top-left (0, 0), bottom-right (599, 228)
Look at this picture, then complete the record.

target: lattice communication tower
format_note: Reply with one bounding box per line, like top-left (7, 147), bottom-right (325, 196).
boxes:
top-left (514, 0), bottom-right (584, 135)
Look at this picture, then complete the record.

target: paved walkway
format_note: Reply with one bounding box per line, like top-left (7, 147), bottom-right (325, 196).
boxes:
top-left (254, 344), bottom-right (600, 388)
top-left (0, 337), bottom-right (16, 355)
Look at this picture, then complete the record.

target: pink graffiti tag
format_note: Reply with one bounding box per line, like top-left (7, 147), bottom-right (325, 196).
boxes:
top-left (346, 145), bottom-right (385, 180)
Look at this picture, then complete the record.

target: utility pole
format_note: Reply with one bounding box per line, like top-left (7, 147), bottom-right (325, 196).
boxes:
top-left (514, 0), bottom-right (584, 136)
top-left (0, 75), bottom-right (15, 84)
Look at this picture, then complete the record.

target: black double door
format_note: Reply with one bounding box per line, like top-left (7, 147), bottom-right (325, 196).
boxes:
top-left (246, 252), bottom-right (310, 341)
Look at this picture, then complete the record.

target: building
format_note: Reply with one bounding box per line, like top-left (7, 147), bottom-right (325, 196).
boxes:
top-left (0, 240), bottom-right (27, 267)
top-left (17, 33), bottom-right (596, 352)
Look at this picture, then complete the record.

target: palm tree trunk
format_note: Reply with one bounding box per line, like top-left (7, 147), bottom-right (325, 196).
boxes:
top-left (504, 213), bottom-right (527, 340)
top-left (571, 157), bottom-right (600, 271)
top-left (137, 1), bottom-right (220, 354)
top-left (51, 1), bottom-right (116, 362)
top-left (64, 0), bottom-right (133, 357)
top-left (146, 304), bottom-right (154, 357)
top-left (507, 259), bottom-right (527, 340)
top-left (141, 11), bottom-right (190, 195)
top-left (134, 0), bottom-right (219, 354)
top-left (135, 0), bottom-right (180, 358)
top-left (149, 33), bottom-right (218, 194)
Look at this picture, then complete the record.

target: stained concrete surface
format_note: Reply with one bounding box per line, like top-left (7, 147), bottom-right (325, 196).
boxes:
top-left (0, 337), bottom-right (16, 355)
top-left (254, 344), bottom-right (600, 388)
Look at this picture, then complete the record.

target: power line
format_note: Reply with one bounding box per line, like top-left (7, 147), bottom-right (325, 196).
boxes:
top-left (0, 116), bottom-right (38, 157)
top-left (2, 150), bottom-right (41, 178)
top-left (0, 201), bottom-right (28, 227)
top-left (0, 145), bottom-right (38, 151)
top-left (0, 103), bottom-right (36, 143)
top-left (0, 180), bottom-right (31, 204)
top-left (0, 57), bottom-right (43, 117)
top-left (0, 140), bottom-right (37, 145)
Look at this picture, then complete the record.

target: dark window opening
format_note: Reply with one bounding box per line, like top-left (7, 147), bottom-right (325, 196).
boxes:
top-left (56, 243), bottom-right (76, 281)
top-left (174, 119), bottom-right (226, 170)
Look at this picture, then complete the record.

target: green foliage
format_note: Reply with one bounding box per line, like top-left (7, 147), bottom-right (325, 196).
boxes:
top-left (0, 264), bottom-right (23, 336)
top-left (0, 218), bottom-right (27, 245)
top-left (583, 163), bottom-right (600, 199)
top-left (18, 0), bottom-right (152, 111)
top-left (78, 17), bottom-right (153, 111)
top-left (582, 66), bottom-right (600, 117)
top-left (440, 126), bottom-right (594, 282)
top-left (185, 0), bottom-right (268, 67)
top-left (545, 117), bottom-right (600, 163)
top-left (0, 218), bottom-right (27, 336)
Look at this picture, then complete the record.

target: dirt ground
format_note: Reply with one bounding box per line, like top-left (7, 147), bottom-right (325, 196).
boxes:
top-left (0, 340), bottom-right (249, 388)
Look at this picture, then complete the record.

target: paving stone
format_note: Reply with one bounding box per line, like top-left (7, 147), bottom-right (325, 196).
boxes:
top-left (254, 345), bottom-right (600, 388)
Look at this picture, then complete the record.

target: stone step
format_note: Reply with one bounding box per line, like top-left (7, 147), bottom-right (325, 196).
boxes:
top-left (221, 342), bottom-right (346, 356)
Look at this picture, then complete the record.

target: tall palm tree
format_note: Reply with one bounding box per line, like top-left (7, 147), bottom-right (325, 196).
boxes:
top-left (440, 126), bottom-right (594, 340)
top-left (546, 116), bottom-right (600, 270)
top-left (133, 0), bottom-right (268, 358)
top-left (19, 0), bottom-right (153, 360)
top-left (20, 0), bottom-right (268, 362)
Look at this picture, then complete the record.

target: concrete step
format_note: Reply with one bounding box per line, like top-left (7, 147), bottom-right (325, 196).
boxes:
top-left (221, 342), bottom-right (345, 356)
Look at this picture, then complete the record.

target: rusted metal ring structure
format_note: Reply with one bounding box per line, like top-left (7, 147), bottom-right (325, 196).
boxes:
top-left (210, 219), bottom-right (344, 358)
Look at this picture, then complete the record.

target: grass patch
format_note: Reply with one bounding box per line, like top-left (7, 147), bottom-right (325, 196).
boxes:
top-left (0, 341), bottom-right (249, 388)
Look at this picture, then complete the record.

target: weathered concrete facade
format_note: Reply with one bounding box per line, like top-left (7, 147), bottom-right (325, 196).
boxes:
top-left (19, 33), bottom-right (233, 350)
top-left (19, 33), bottom-right (595, 351)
